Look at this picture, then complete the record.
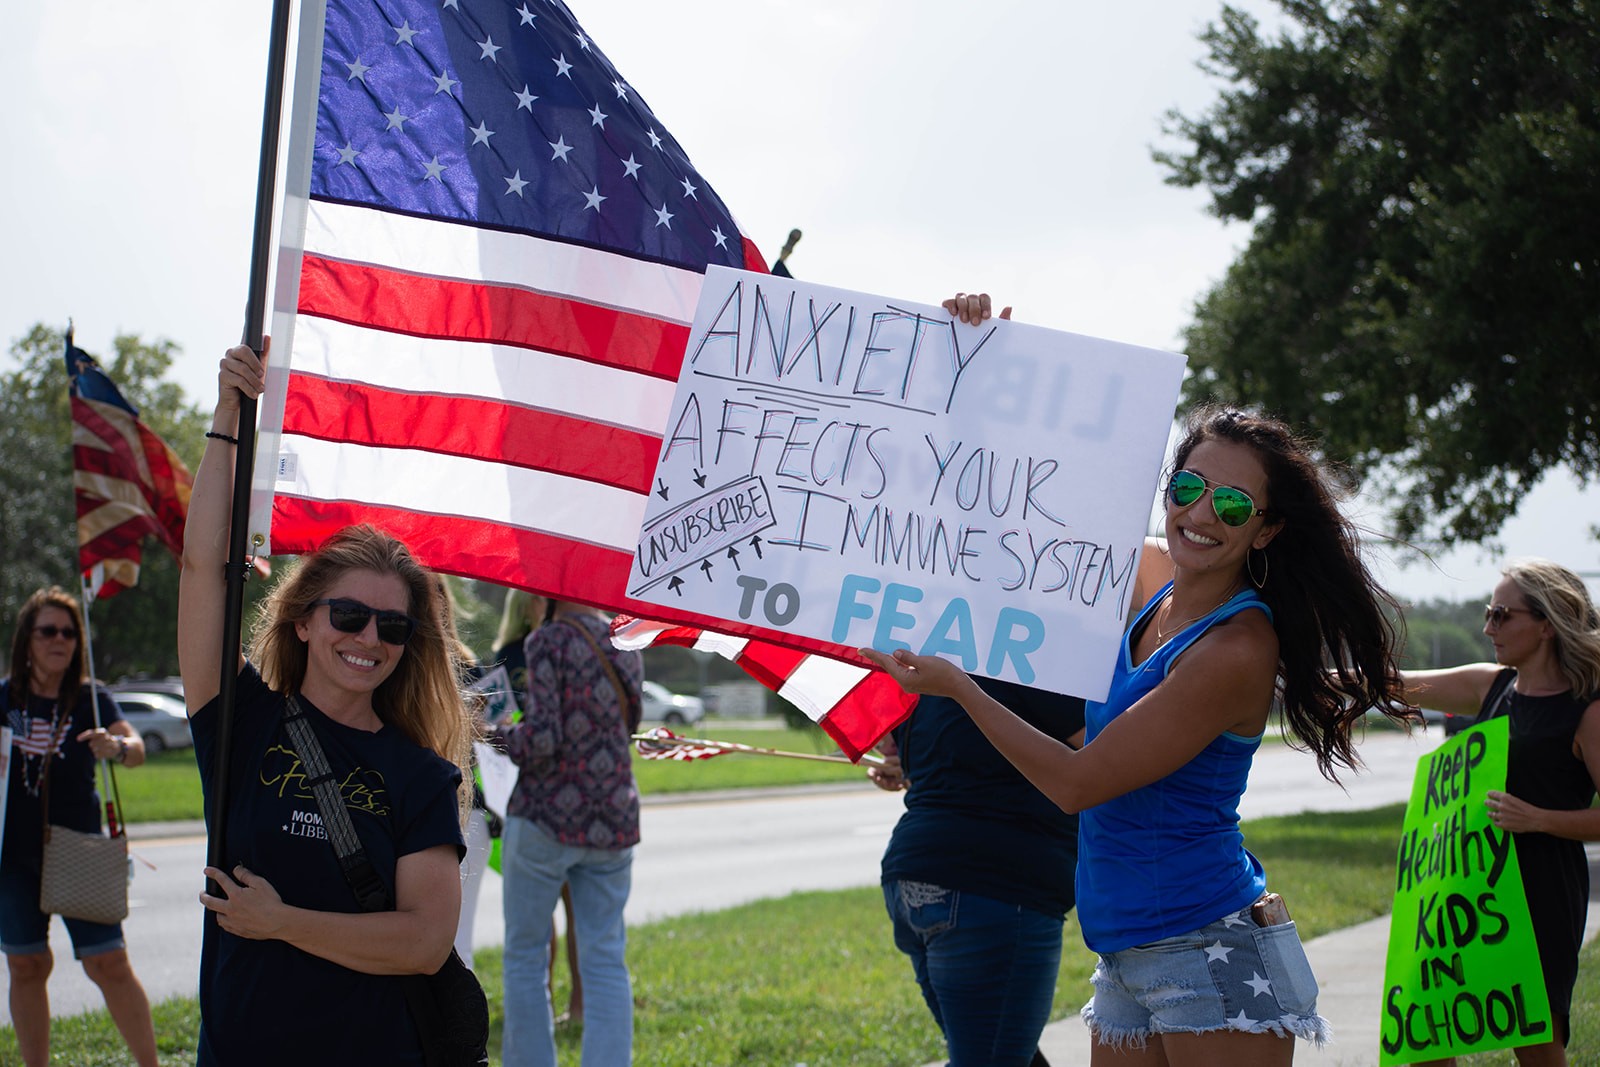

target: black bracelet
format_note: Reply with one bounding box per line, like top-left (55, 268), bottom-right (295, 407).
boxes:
top-left (205, 431), bottom-right (239, 445)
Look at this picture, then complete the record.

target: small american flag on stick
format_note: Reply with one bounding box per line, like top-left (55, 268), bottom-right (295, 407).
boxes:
top-left (633, 727), bottom-right (883, 766)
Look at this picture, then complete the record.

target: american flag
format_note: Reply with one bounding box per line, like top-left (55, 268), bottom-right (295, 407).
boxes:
top-left (611, 616), bottom-right (912, 761)
top-left (253, 0), bottom-right (914, 759)
top-left (633, 727), bottom-right (729, 762)
top-left (67, 335), bottom-right (193, 598)
top-left (6, 710), bottom-right (69, 758)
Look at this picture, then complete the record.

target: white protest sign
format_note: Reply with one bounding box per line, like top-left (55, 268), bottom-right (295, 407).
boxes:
top-left (626, 267), bottom-right (1185, 700)
top-left (472, 742), bottom-right (518, 820)
top-left (467, 663), bottom-right (519, 725)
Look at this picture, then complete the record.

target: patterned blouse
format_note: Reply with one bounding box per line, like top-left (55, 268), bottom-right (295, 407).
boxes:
top-left (499, 613), bottom-right (642, 849)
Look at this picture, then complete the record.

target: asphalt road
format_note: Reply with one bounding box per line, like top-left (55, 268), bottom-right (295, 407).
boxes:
top-left (5, 727), bottom-right (1442, 1027)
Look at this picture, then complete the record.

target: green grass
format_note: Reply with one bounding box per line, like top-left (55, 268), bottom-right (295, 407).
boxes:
top-left (632, 727), bottom-right (866, 795)
top-left (115, 749), bottom-right (204, 823)
top-left (45, 789), bottom-right (1597, 1065)
top-left (5, 803), bottom-right (1473, 1067)
top-left (118, 727), bottom-right (864, 824)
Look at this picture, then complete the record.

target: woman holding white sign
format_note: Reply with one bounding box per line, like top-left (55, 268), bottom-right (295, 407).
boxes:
top-left (1393, 558), bottom-right (1600, 1065)
top-left (865, 316), bottom-right (1412, 1066)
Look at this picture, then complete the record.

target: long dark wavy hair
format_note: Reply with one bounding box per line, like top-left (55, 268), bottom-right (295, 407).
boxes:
top-left (7, 587), bottom-right (88, 712)
top-left (1171, 406), bottom-right (1413, 779)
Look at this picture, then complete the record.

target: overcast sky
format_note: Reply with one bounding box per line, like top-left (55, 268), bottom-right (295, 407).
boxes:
top-left (4, 0), bottom-right (1595, 603)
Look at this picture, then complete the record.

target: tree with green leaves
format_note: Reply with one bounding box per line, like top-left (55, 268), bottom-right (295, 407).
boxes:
top-left (1, 324), bottom-right (212, 680)
top-left (1158, 0), bottom-right (1600, 546)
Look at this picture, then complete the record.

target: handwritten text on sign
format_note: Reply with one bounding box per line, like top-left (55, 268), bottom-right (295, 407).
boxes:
top-left (626, 267), bottom-right (1185, 699)
top-left (1379, 718), bottom-right (1550, 1064)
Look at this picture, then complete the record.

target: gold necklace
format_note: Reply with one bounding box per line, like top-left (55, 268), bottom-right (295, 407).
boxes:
top-left (1153, 586), bottom-right (1241, 646)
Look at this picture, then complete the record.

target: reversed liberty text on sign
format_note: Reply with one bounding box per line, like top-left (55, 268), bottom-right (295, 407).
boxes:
top-left (1380, 718), bottom-right (1551, 1063)
top-left (625, 267), bottom-right (1185, 700)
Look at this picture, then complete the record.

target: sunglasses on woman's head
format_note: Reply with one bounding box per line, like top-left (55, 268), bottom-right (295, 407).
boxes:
top-left (32, 624), bottom-right (78, 641)
top-left (312, 598), bottom-right (418, 645)
top-left (1484, 604), bottom-right (1542, 627)
top-left (1165, 469), bottom-right (1267, 527)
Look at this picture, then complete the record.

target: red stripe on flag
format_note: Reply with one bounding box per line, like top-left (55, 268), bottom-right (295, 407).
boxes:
top-left (268, 498), bottom-right (889, 664)
top-left (281, 374), bottom-right (661, 496)
top-left (71, 399), bottom-right (141, 470)
top-left (298, 255), bottom-right (691, 378)
top-left (608, 616), bottom-right (915, 761)
top-left (77, 516), bottom-right (155, 559)
top-left (817, 675), bottom-right (917, 761)
top-left (71, 394), bottom-right (193, 591)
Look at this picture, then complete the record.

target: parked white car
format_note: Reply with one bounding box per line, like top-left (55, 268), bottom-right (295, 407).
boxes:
top-left (108, 688), bottom-right (194, 753)
top-left (641, 680), bottom-right (705, 725)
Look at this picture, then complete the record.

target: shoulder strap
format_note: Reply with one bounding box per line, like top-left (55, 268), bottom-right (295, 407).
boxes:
top-left (555, 617), bottom-right (640, 733)
top-left (36, 699), bottom-right (80, 835)
top-left (282, 695), bottom-right (391, 912)
top-left (1480, 669), bottom-right (1518, 720)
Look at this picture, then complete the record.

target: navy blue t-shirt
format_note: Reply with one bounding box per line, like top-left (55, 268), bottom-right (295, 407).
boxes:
top-left (880, 678), bottom-right (1084, 918)
top-left (192, 665), bottom-right (464, 1066)
top-left (1, 681), bottom-right (124, 872)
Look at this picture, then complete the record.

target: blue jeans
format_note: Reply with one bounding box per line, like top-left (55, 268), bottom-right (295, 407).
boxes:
top-left (1082, 903), bottom-right (1328, 1050)
top-left (501, 816), bottom-right (633, 1067)
top-left (884, 880), bottom-right (1063, 1067)
top-left (0, 857), bottom-right (125, 958)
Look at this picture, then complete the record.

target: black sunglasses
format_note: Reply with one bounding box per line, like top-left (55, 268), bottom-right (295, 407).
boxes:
top-left (312, 598), bottom-right (418, 645)
top-left (1484, 604), bottom-right (1542, 627)
top-left (33, 624), bottom-right (79, 641)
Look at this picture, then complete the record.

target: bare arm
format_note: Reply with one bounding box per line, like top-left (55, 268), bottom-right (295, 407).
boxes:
top-left (1394, 664), bottom-right (1501, 718)
top-left (77, 720), bottom-right (146, 768)
top-left (177, 343), bottom-right (266, 716)
top-left (1490, 698), bottom-right (1600, 842)
top-left (199, 843), bottom-right (461, 975)
top-left (860, 614), bottom-right (1278, 814)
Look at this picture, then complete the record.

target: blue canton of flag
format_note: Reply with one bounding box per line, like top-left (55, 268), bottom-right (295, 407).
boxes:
top-left (316, 0), bottom-right (745, 273)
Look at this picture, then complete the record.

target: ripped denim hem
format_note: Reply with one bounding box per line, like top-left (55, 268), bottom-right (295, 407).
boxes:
top-left (1080, 1002), bottom-right (1334, 1051)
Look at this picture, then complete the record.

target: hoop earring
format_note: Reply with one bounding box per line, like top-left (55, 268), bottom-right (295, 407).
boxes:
top-left (1247, 549), bottom-right (1269, 590)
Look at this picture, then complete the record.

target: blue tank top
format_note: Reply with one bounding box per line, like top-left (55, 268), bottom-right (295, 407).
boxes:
top-left (1076, 581), bottom-right (1272, 953)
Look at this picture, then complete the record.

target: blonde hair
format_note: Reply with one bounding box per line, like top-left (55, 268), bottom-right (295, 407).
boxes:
top-left (248, 525), bottom-right (473, 820)
top-left (1503, 558), bottom-right (1600, 698)
top-left (494, 588), bottom-right (538, 650)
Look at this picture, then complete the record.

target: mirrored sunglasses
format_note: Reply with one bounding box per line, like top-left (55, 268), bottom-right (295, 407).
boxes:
top-left (1483, 604), bottom-right (1542, 627)
top-left (32, 625), bottom-right (78, 641)
top-left (313, 598), bottom-right (418, 645)
top-left (1165, 469), bottom-right (1266, 528)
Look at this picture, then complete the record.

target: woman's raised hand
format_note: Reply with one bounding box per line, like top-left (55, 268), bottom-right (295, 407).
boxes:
top-left (217, 341), bottom-right (268, 413)
top-left (942, 292), bottom-right (1013, 325)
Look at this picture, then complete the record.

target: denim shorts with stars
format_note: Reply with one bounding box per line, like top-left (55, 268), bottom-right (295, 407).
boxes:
top-left (1080, 902), bottom-right (1332, 1050)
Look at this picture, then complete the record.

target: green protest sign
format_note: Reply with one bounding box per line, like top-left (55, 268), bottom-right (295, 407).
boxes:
top-left (1380, 717), bottom-right (1550, 1063)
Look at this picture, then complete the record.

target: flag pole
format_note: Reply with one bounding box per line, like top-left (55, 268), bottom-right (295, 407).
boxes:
top-left (63, 326), bottom-right (117, 835)
top-left (632, 731), bottom-right (884, 766)
top-left (78, 573), bottom-right (120, 837)
top-left (211, 0), bottom-right (295, 878)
